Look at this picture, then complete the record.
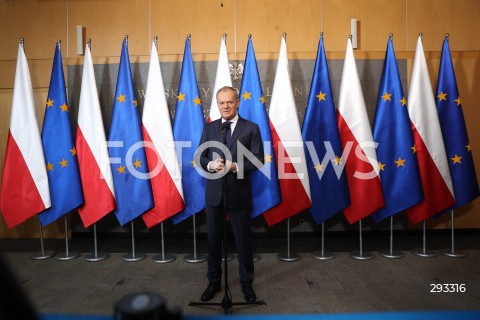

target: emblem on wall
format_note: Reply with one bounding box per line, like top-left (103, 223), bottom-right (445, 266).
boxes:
top-left (229, 62), bottom-right (244, 81)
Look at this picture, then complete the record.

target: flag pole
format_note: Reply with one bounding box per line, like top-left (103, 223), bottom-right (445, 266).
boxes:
top-left (148, 36), bottom-right (175, 264)
top-left (276, 32), bottom-right (300, 263)
top-left (412, 220), bottom-right (438, 257)
top-left (31, 217), bottom-right (56, 260)
top-left (20, 38), bottom-right (55, 261)
top-left (184, 214), bottom-right (207, 263)
top-left (123, 220), bottom-right (145, 262)
top-left (379, 216), bottom-right (404, 259)
top-left (277, 218), bottom-right (300, 262)
top-left (152, 221), bottom-right (175, 263)
top-left (441, 210), bottom-right (467, 258)
top-left (311, 221), bottom-right (334, 260)
top-left (83, 38), bottom-right (109, 263)
top-left (85, 223), bottom-right (108, 262)
top-left (56, 214), bottom-right (80, 260)
top-left (19, 37), bottom-right (47, 260)
top-left (350, 219), bottom-right (373, 260)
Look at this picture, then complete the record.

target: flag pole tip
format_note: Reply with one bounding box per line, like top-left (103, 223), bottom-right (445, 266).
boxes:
top-left (153, 36), bottom-right (158, 48)
top-left (19, 38), bottom-right (24, 45)
top-left (320, 32), bottom-right (324, 37)
top-left (282, 32), bottom-right (287, 39)
top-left (223, 33), bottom-right (227, 38)
top-left (87, 38), bottom-right (91, 49)
top-left (248, 34), bottom-right (252, 39)
top-left (389, 33), bottom-right (393, 39)
top-left (56, 39), bottom-right (61, 45)
top-left (419, 32), bottom-right (423, 37)
top-left (187, 34), bottom-right (191, 40)
top-left (445, 33), bottom-right (449, 39)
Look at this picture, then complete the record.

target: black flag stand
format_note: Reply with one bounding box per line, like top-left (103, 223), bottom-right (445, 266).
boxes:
top-left (188, 121), bottom-right (265, 314)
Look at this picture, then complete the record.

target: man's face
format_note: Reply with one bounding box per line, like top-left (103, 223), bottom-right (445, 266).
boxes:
top-left (217, 89), bottom-right (239, 121)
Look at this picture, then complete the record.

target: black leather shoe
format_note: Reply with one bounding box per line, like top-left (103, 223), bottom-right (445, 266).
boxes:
top-left (242, 284), bottom-right (257, 303)
top-left (201, 282), bottom-right (221, 301)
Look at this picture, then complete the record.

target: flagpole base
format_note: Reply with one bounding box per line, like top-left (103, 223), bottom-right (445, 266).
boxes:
top-left (349, 251), bottom-right (374, 260)
top-left (277, 252), bottom-right (300, 262)
top-left (440, 249), bottom-right (467, 258)
top-left (379, 250), bottom-right (404, 259)
top-left (152, 253), bottom-right (176, 264)
top-left (84, 252), bottom-right (109, 262)
top-left (122, 252), bottom-right (145, 262)
top-left (31, 250), bottom-right (56, 260)
top-left (412, 248), bottom-right (438, 258)
top-left (184, 253), bottom-right (207, 263)
top-left (56, 251), bottom-right (80, 261)
top-left (253, 253), bottom-right (261, 262)
top-left (222, 253), bottom-right (234, 262)
top-left (311, 250), bottom-right (334, 260)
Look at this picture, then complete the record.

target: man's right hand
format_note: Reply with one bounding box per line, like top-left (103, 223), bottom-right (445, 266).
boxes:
top-left (210, 158), bottom-right (225, 173)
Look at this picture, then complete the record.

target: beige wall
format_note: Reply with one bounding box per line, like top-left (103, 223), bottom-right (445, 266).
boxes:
top-left (1, 0), bottom-right (480, 237)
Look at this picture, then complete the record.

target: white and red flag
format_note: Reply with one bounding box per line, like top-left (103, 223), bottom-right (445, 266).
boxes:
top-left (142, 40), bottom-right (184, 228)
top-left (208, 36), bottom-right (232, 122)
top-left (337, 38), bottom-right (384, 224)
top-left (406, 35), bottom-right (455, 223)
top-left (0, 42), bottom-right (51, 228)
top-left (263, 36), bottom-right (311, 226)
top-left (76, 44), bottom-right (116, 227)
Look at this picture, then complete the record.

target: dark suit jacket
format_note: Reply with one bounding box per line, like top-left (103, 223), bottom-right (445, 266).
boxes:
top-left (198, 117), bottom-right (264, 210)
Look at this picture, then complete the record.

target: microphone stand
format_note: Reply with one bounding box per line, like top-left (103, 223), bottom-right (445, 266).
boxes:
top-left (189, 123), bottom-right (265, 314)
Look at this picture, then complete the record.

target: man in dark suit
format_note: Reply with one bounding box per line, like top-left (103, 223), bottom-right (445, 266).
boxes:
top-left (197, 86), bottom-right (264, 303)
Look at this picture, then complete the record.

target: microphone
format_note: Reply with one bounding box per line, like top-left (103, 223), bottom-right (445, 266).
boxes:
top-left (221, 121), bottom-right (231, 137)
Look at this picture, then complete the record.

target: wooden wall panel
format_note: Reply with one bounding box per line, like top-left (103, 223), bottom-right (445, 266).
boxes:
top-left (406, 0), bottom-right (480, 51)
top-left (151, 0), bottom-right (235, 56)
top-left (322, 0), bottom-right (407, 52)
top-left (0, 0), bottom-right (67, 60)
top-left (67, 0), bottom-right (150, 58)
top-left (236, 0), bottom-right (321, 54)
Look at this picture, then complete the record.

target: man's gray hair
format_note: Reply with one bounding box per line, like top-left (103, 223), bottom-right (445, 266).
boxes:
top-left (216, 86), bottom-right (239, 100)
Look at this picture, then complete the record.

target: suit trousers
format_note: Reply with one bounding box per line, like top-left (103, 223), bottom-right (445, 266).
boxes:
top-left (206, 204), bottom-right (254, 285)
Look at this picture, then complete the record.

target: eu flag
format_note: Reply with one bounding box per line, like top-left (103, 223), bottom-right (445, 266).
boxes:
top-left (38, 42), bottom-right (84, 226)
top-left (108, 37), bottom-right (153, 226)
top-left (238, 36), bottom-right (281, 218)
top-left (436, 36), bottom-right (479, 210)
top-left (301, 34), bottom-right (349, 224)
top-left (172, 36), bottom-right (206, 224)
top-left (372, 36), bottom-right (423, 222)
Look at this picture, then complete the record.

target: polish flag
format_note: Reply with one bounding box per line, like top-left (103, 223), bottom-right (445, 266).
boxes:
top-left (406, 35), bottom-right (454, 223)
top-left (337, 38), bottom-right (384, 224)
top-left (76, 44), bottom-right (116, 228)
top-left (141, 41), bottom-right (184, 228)
top-left (208, 36), bottom-right (232, 122)
top-left (0, 42), bottom-right (51, 228)
top-left (262, 36), bottom-right (311, 226)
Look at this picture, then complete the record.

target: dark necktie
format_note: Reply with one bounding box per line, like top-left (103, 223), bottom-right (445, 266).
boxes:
top-left (225, 121), bottom-right (232, 146)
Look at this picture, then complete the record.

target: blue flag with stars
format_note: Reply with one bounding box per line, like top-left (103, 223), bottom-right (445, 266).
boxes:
top-left (436, 36), bottom-right (479, 211)
top-left (172, 36), bottom-right (206, 224)
top-left (372, 36), bottom-right (423, 222)
top-left (238, 36), bottom-right (281, 218)
top-left (108, 38), bottom-right (153, 226)
top-left (39, 43), bottom-right (83, 226)
top-left (301, 34), bottom-right (349, 224)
